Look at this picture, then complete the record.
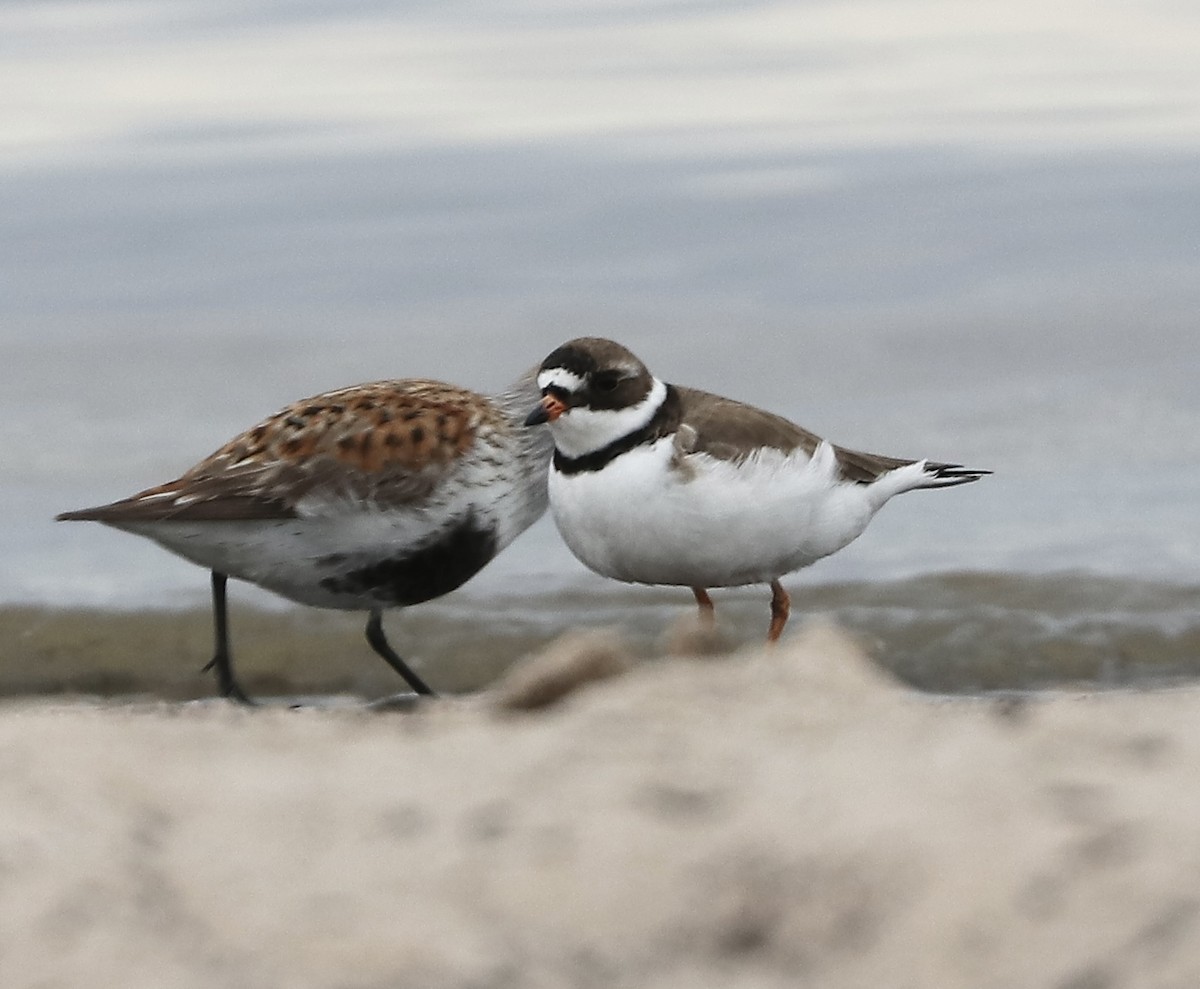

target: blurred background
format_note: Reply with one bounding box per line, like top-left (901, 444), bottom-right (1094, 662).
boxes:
top-left (2, 1), bottom-right (1197, 693)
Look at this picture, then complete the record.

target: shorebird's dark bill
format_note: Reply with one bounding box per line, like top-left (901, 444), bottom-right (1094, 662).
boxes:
top-left (525, 394), bottom-right (567, 425)
top-left (524, 402), bottom-right (550, 426)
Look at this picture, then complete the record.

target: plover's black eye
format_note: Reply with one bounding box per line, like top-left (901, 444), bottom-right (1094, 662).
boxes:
top-left (592, 371), bottom-right (621, 393)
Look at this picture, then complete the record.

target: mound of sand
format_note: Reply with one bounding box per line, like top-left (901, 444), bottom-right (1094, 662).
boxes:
top-left (2, 623), bottom-right (1198, 988)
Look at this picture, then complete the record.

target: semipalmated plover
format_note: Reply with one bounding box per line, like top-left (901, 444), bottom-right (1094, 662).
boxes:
top-left (525, 337), bottom-right (988, 641)
top-left (59, 370), bottom-right (552, 702)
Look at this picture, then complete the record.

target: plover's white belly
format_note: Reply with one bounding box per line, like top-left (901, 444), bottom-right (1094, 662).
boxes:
top-left (548, 438), bottom-right (877, 587)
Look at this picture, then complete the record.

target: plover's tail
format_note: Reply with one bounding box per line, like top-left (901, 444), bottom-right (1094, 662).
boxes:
top-left (864, 458), bottom-right (991, 508)
top-left (914, 460), bottom-right (991, 489)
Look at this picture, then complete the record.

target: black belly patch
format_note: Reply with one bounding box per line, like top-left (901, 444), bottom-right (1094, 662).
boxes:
top-left (318, 514), bottom-right (499, 606)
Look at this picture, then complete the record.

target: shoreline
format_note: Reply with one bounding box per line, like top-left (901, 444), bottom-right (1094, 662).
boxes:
top-left (4, 568), bottom-right (1198, 697)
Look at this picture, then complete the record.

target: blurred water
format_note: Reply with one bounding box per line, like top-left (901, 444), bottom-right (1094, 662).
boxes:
top-left (2, 0), bottom-right (1198, 615)
top-left (4, 573), bottom-right (1198, 697)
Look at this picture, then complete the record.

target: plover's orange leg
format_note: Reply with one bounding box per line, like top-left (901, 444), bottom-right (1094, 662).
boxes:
top-left (692, 587), bottom-right (716, 628)
top-left (766, 579), bottom-right (790, 643)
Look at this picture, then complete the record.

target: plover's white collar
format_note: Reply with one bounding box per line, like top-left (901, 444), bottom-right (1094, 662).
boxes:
top-left (541, 373), bottom-right (668, 460)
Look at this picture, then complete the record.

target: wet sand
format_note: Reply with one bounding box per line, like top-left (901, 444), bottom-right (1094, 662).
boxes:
top-left (5, 571), bottom-right (1199, 701)
top-left (2, 623), bottom-right (1199, 988)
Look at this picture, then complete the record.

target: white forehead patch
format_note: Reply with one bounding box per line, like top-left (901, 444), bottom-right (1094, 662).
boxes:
top-left (538, 367), bottom-right (587, 394)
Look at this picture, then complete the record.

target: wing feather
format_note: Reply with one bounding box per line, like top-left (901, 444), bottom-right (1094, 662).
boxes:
top-left (673, 385), bottom-right (919, 483)
top-left (57, 379), bottom-right (497, 523)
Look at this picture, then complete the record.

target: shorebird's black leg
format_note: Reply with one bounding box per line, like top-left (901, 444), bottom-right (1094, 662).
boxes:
top-left (365, 609), bottom-right (435, 696)
top-left (200, 571), bottom-right (256, 705)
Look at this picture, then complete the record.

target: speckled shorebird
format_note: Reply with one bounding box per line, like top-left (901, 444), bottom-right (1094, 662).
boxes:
top-left (525, 337), bottom-right (989, 641)
top-left (58, 370), bottom-right (552, 703)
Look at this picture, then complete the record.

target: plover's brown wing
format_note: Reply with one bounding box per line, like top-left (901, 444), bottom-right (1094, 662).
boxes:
top-left (672, 385), bottom-right (824, 462)
top-left (826, 446), bottom-right (920, 484)
top-left (58, 379), bottom-right (499, 523)
top-left (672, 385), bottom-right (961, 485)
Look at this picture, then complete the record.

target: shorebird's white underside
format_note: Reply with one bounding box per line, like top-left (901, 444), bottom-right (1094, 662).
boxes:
top-left (111, 472), bottom-right (542, 610)
top-left (548, 437), bottom-right (882, 587)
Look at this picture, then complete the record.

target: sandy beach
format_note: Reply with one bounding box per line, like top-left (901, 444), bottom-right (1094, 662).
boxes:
top-left (3, 622), bottom-right (1198, 988)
